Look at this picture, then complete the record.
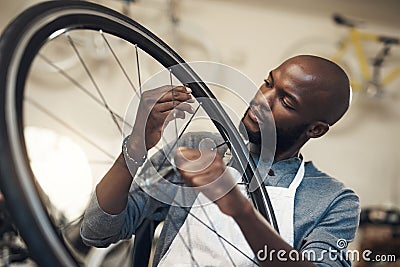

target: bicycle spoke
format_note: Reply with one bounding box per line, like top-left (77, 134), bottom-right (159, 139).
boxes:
top-left (132, 44), bottom-right (173, 154)
top-left (0, 2), bottom-right (268, 266)
top-left (212, 140), bottom-right (230, 151)
top-left (167, 212), bottom-right (201, 266)
top-left (37, 54), bottom-right (132, 130)
top-left (180, 173), bottom-right (194, 265)
top-left (133, 102), bottom-right (203, 189)
top-left (138, 100), bottom-right (255, 265)
top-left (144, 177), bottom-right (258, 266)
top-left (175, 197), bottom-right (258, 265)
top-left (66, 33), bottom-right (123, 134)
top-left (134, 44), bottom-right (143, 96)
top-left (156, 103), bottom-right (202, 171)
top-left (169, 69), bottom-right (179, 141)
top-left (161, 201), bottom-right (201, 267)
top-left (39, 37), bottom-right (254, 266)
top-left (192, 120), bottom-right (240, 262)
top-left (99, 30), bottom-right (139, 95)
top-left (25, 97), bottom-right (115, 160)
top-left (196, 195), bottom-right (237, 267)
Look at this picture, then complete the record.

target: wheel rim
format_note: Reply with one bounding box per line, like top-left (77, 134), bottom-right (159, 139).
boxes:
top-left (0, 1), bottom-right (277, 266)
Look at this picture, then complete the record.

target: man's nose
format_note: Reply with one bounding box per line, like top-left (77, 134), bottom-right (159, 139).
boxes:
top-left (256, 88), bottom-right (274, 110)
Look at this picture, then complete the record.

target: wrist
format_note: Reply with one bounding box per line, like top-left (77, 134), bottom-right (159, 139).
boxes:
top-left (122, 136), bottom-right (147, 167)
top-left (232, 198), bottom-right (255, 222)
top-left (131, 126), bottom-right (158, 150)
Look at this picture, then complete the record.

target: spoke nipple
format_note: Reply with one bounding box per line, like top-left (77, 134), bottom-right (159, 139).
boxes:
top-left (99, 29), bottom-right (103, 34)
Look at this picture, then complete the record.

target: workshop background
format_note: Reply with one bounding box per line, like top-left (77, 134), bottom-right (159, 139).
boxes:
top-left (0, 0), bottom-right (399, 266)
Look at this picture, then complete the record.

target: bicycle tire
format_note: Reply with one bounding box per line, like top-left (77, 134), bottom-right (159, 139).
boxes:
top-left (0, 1), bottom-right (277, 266)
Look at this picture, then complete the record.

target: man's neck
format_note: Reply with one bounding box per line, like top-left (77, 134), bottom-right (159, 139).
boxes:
top-left (249, 142), bottom-right (301, 163)
top-left (274, 149), bottom-right (300, 163)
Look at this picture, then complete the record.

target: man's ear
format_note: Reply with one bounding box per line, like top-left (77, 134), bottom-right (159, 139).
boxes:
top-left (306, 121), bottom-right (330, 139)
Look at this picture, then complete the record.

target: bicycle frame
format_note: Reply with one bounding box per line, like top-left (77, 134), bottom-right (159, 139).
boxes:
top-left (330, 27), bottom-right (400, 92)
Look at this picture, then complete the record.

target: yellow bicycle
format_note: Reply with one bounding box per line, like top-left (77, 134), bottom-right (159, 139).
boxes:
top-left (284, 13), bottom-right (400, 98)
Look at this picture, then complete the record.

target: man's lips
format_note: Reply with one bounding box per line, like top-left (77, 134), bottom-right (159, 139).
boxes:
top-left (249, 103), bottom-right (266, 123)
top-left (248, 108), bottom-right (259, 123)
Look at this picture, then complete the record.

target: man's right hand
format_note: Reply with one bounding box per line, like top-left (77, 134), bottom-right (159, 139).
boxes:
top-left (129, 85), bottom-right (195, 153)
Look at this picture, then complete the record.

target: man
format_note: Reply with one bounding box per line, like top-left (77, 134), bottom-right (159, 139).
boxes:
top-left (81, 55), bottom-right (360, 266)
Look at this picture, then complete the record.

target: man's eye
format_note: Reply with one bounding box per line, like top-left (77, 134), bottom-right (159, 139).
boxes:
top-left (280, 97), bottom-right (294, 110)
top-left (264, 79), bottom-right (272, 88)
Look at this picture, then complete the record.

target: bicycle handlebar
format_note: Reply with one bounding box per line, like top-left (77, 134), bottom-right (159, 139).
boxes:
top-left (332, 13), bottom-right (359, 28)
top-left (379, 36), bottom-right (399, 45)
top-left (333, 13), bottom-right (399, 45)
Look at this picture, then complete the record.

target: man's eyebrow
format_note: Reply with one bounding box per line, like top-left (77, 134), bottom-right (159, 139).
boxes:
top-left (271, 70), bottom-right (300, 107)
top-left (269, 71), bottom-right (274, 85)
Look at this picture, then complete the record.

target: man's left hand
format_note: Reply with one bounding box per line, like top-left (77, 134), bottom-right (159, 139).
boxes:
top-left (175, 147), bottom-right (252, 218)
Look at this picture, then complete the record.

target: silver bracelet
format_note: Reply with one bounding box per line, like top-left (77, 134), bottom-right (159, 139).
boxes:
top-left (122, 136), bottom-right (147, 167)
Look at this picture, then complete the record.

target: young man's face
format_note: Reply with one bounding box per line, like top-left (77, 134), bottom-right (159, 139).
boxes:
top-left (241, 61), bottom-right (318, 151)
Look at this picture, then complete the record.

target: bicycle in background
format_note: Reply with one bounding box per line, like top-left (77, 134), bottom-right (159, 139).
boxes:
top-left (284, 13), bottom-right (400, 98)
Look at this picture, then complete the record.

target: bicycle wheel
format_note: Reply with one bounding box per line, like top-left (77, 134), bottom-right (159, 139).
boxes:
top-left (0, 1), bottom-right (277, 266)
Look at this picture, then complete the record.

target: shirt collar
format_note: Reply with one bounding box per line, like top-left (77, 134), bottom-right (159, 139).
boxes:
top-left (271, 156), bottom-right (303, 177)
top-left (248, 146), bottom-right (303, 187)
top-left (247, 142), bottom-right (304, 185)
top-left (248, 142), bottom-right (302, 175)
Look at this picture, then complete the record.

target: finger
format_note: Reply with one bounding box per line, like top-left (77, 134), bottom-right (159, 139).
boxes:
top-left (185, 95), bottom-right (196, 103)
top-left (157, 85), bottom-right (192, 101)
top-left (140, 85), bottom-right (186, 103)
top-left (175, 147), bottom-right (201, 162)
top-left (175, 147), bottom-right (199, 169)
top-left (151, 110), bottom-right (186, 130)
top-left (141, 85), bottom-right (172, 101)
top-left (153, 85), bottom-right (188, 94)
top-left (175, 103), bottom-right (195, 113)
top-left (175, 148), bottom-right (218, 173)
top-left (153, 102), bottom-right (176, 112)
top-left (154, 102), bottom-right (194, 113)
top-left (158, 91), bottom-right (193, 103)
top-left (149, 108), bottom-right (186, 130)
top-left (181, 168), bottom-right (213, 182)
top-left (173, 85), bottom-right (192, 94)
top-left (164, 110), bottom-right (186, 122)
